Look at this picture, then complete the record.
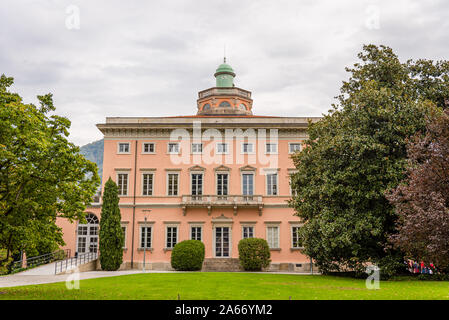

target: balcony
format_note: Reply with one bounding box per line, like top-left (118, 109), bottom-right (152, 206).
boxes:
top-left (181, 194), bottom-right (263, 216)
top-left (198, 87), bottom-right (252, 99)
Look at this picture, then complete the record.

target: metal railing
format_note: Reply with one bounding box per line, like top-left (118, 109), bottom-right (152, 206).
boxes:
top-left (11, 249), bottom-right (71, 273)
top-left (54, 251), bottom-right (98, 274)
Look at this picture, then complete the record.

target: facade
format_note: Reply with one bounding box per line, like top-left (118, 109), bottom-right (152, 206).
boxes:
top-left (57, 59), bottom-right (321, 272)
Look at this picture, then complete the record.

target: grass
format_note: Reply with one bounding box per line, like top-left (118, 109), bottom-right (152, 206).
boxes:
top-left (1, 273), bottom-right (449, 300)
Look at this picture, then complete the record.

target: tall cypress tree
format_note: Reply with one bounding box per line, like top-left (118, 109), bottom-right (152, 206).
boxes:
top-left (99, 178), bottom-right (124, 271)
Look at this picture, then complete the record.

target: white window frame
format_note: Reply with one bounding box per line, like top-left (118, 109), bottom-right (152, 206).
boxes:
top-left (121, 225), bottom-right (127, 249)
top-left (141, 172), bottom-right (154, 196)
top-left (216, 142), bottom-right (228, 154)
top-left (242, 226), bottom-right (255, 239)
top-left (165, 225), bottom-right (179, 249)
top-left (241, 172), bottom-right (255, 195)
top-left (191, 143), bottom-right (203, 154)
top-left (167, 142), bottom-right (180, 154)
top-left (288, 142), bottom-right (302, 154)
top-left (190, 172), bottom-right (203, 196)
top-left (116, 172), bottom-right (129, 196)
top-left (266, 225), bottom-right (280, 249)
top-left (265, 143), bottom-right (278, 154)
top-left (139, 225), bottom-right (153, 249)
top-left (266, 173), bottom-right (278, 196)
top-left (241, 142), bottom-right (254, 154)
top-left (213, 225), bottom-right (232, 258)
top-left (291, 225), bottom-right (303, 249)
top-left (166, 172), bottom-right (179, 196)
top-left (216, 172), bottom-right (229, 196)
top-left (190, 225), bottom-right (203, 241)
top-left (117, 142), bottom-right (130, 154)
top-left (142, 142), bottom-right (155, 154)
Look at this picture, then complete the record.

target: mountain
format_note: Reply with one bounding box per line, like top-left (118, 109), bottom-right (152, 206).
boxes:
top-left (80, 139), bottom-right (104, 181)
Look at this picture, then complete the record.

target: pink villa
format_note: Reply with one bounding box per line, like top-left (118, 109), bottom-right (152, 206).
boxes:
top-left (58, 59), bottom-right (321, 272)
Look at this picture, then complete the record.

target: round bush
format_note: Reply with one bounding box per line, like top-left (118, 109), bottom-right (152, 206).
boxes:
top-left (171, 240), bottom-right (205, 271)
top-left (238, 238), bottom-right (271, 271)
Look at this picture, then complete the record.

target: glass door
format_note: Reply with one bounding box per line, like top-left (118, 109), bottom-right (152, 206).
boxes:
top-left (242, 173), bottom-right (254, 200)
top-left (215, 227), bottom-right (230, 257)
top-left (191, 173), bottom-right (203, 201)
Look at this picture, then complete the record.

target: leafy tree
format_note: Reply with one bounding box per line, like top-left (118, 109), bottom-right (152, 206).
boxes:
top-left (387, 109), bottom-right (449, 271)
top-left (99, 178), bottom-right (123, 271)
top-left (0, 75), bottom-right (100, 265)
top-left (290, 45), bottom-right (448, 275)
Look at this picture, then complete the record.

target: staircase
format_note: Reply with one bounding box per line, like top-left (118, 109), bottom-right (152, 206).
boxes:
top-left (202, 258), bottom-right (243, 272)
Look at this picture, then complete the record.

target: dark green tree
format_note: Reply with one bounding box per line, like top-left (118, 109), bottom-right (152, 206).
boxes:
top-left (290, 45), bottom-right (448, 276)
top-left (0, 75), bottom-right (100, 267)
top-left (99, 178), bottom-right (124, 271)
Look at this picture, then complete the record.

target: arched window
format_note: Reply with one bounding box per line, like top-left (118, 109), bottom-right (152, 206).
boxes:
top-left (239, 103), bottom-right (247, 111)
top-left (202, 103), bottom-right (211, 111)
top-left (219, 101), bottom-right (231, 108)
top-left (77, 213), bottom-right (99, 254)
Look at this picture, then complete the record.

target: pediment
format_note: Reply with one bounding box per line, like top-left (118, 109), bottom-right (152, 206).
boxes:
top-left (214, 165), bottom-right (231, 171)
top-left (188, 165), bottom-right (206, 171)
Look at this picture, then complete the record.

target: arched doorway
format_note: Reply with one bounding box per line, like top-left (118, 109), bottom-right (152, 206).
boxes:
top-left (76, 213), bottom-right (99, 254)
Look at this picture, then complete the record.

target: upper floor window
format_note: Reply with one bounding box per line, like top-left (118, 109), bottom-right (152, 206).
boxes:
top-left (266, 143), bottom-right (277, 154)
top-left (167, 173), bottom-right (179, 196)
top-left (191, 143), bottom-right (203, 153)
top-left (242, 143), bottom-right (254, 154)
top-left (289, 143), bottom-right (302, 153)
top-left (117, 173), bottom-right (128, 196)
top-left (191, 173), bottom-right (203, 197)
top-left (217, 143), bottom-right (228, 154)
top-left (118, 143), bottom-right (130, 154)
top-left (202, 103), bottom-right (211, 111)
top-left (266, 173), bottom-right (278, 196)
top-left (242, 173), bottom-right (254, 196)
top-left (219, 101), bottom-right (231, 108)
top-left (143, 143), bottom-right (155, 153)
top-left (168, 143), bottom-right (180, 154)
top-left (217, 173), bottom-right (228, 196)
top-left (142, 173), bottom-right (153, 196)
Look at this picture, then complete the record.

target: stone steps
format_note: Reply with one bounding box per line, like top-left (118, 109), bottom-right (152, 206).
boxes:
top-left (202, 258), bottom-right (243, 272)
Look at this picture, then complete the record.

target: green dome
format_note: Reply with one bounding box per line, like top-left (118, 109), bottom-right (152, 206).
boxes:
top-left (214, 59), bottom-right (236, 87)
top-left (216, 63), bottom-right (234, 74)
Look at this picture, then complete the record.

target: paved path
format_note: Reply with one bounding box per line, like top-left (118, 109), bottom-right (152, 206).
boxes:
top-left (0, 268), bottom-right (319, 288)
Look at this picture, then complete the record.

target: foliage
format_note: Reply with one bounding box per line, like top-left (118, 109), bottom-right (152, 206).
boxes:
top-left (0, 75), bottom-right (100, 266)
top-left (99, 178), bottom-right (124, 271)
top-left (171, 240), bottom-right (205, 271)
top-left (290, 44), bottom-right (449, 275)
top-left (386, 109), bottom-right (449, 270)
top-left (238, 238), bottom-right (271, 271)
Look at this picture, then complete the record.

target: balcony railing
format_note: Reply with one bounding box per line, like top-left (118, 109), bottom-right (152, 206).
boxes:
top-left (198, 87), bottom-right (252, 99)
top-left (181, 194), bottom-right (263, 216)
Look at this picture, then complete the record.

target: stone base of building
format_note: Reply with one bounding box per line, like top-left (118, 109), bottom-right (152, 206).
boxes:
top-left (94, 260), bottom-right (318, 273)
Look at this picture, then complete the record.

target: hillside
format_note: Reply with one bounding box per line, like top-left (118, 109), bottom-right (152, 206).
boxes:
top-left (79, 139), bottom-right (104, 181)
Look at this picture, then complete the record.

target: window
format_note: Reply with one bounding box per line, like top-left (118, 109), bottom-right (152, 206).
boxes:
top-left (242, 143), bottom-right (253, 153)
top-left (242, 173), bottom-right (254, 196)
top-left (266, 173), bottom-right (278, 196)
top-left (242, 226), bottom-right (254, 239)
top-left (168, 143), bottom-right (179, 153)
top-left (166, 226), bottom-right (178, 248)
top-left (118, 143), bottom-right (130, 153)
top-left (167, 173), bottom-right (179, 196)
top-left (191, 143), bottom-right (203, 153)
top-left (191, 226), bottom-right (202, 241)
top-left (267, 226), bottom-right (280, 248)
top-left (219, 101), bottom-right (231, 108)
top-left (266, 143), bottom-right (277, 153)
top-left (142, 173), bottom-right (153, 196)
top-left (217, 143), bottom-right (228, 154)
top-left (291, 226), bottom-right (302, 248)
top-left (289, 143), bottom-right (302, 153)
top-left (217, 173), bottom-right (228, 196)
top-left (121, 226), bottom-right (127, 248)
top-left (191, 173), bottom-right (203, 199)
top-left (117, 173), bottom-right (128, 196)
top-left (140, 226), bottom-right (152, 249)
top-left (143, 143), bottom-right (155, 153)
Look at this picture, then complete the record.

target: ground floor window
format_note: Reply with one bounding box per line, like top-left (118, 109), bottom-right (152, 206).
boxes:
top-left (77, 213), bottom-right (99, 254)
top-left (166, 226), bottom-right (178, 248)
top-left (215, 227), bottom-right (230, 257)
top-left (242, 226), bottom-right (254, 239)
top-left (267, 226), bottom-right (280, 249)
top-left (291, 226), bottom-right (302, 248)
top-left (140, 226), bottom-right (152, 249)
top-left (121, 226), bottom-right (127, 248)
top-left (191, 226), bottom-right (202, 241)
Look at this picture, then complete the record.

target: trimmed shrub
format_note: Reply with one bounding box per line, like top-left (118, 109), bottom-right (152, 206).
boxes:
top-left (171, 240), bottom-right (205, 271)
top-left (238, 238), bottom-right (271, 271)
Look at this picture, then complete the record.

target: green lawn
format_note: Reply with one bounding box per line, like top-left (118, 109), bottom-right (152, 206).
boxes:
top-left (1, 273), bottom-right (449, 300)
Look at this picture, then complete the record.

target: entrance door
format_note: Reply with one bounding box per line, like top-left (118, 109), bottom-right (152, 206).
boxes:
top-left (77, 213), bottom-right (99, 254)
top-left (215, 227), bottom-right (230, 257)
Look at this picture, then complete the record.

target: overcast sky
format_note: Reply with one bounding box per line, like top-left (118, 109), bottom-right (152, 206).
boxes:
top-left (1, 0), bottom-right (448, 146)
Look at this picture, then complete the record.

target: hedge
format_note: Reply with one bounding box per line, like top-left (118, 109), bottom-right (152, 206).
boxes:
top-left (238, 238), bottom-right (271, 271)
top-left (171, 240), bottom-right (205, 271)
